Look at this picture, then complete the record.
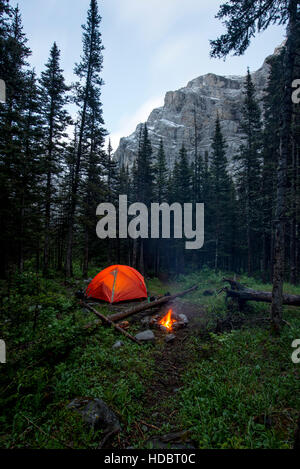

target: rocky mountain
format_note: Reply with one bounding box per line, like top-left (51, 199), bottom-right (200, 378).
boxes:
top-left (114, 46), bottom-right (282, 170)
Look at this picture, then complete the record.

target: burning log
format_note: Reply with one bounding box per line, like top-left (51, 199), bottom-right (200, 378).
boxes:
top-left (223, 278), bottom-right (300, 307)
top-left (82, 302), bottom-right (142, 345)
top-left (107, 285), bottom-right (198, 323)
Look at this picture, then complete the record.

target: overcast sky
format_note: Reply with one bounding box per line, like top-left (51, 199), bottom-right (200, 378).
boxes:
top-left (13, 0), bottom-right (285, 150)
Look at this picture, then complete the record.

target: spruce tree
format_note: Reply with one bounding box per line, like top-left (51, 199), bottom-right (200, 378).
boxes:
top-left (39, 42), bottom-right (71, 276)
top-left (136, 124), bottom-right (154, 204)
top-left (235, 70), bottom-right (262, 275)
top-left (65, 0), bottom-right (105, 277)
top-left (174, 144), bottom-right (192, 205)
top-left (210, 116), bottom-right (232, 271)
top-left (133, 123), bottom-right (154, 273)
top-left (210, 0), bottom-right (299, 333)
top-left (154, 138), bottom-right (168, 204)
top-left (172, 144), bottom-right (192, 273)
top-left (152, 138), bottom-right (169, 274)
top-left (261, 52), bottom-right (283, 281)
top-left (81, 84), bottom-right (106, 277)
top-left (0, 5), bottom-right (32, 275)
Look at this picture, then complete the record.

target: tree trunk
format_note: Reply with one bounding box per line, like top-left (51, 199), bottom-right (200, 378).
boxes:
top-left (83, 229), bottom-right (89, 278)
top-left (290, 139), bottom-right (297, 284)
top-left (215, 235), bottom-right (219, 272)
top-left (223, 278), bottom-right (300, 307)
top-left (43, 169), bottom-right (51, 276)
top-left (271, 0), bottom-right (298, 333)
top-left (132, 239), bottom-right (138, 269)
top-left (65, 60), bottom-right (92, 278)
top-left (65, 220), bottom-right (74, 278)
top-left (139, 239), bottom-right (144, 275)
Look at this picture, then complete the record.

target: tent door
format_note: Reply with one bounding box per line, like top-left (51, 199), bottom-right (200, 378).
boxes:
top-left (110, 269), bottom-right (118, 303)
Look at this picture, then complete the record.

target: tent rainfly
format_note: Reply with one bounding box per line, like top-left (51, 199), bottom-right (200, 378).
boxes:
top-left (86, 265), bottom-right (147, 304)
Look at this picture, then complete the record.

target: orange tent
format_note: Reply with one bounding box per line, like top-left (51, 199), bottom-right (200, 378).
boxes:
top-left (86, 265), bottom-right (147, 304)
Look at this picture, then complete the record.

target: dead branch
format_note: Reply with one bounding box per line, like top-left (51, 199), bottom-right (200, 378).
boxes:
top-left (107, 285), bottom-right (198, 323)
top-left (82, 302), bottom-right (142, 345)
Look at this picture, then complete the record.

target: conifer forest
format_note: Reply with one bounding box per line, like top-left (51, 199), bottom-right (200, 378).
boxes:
top-left (0, 0), bottom-right (300, 452)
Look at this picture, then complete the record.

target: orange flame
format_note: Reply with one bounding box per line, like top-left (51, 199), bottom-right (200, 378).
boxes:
top-left (159, 309), bottom-right (177, 331)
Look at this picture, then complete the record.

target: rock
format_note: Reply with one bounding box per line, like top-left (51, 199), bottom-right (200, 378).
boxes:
top-left (67, 398), bottom-right (121, 433)
top-left (114, 46), bottom-right (281, 171)
top-left (141, 316), bottom-right (151, 326)
top-left (179, 314), bottom-right (189, 325)
top-left (165, 334), bottom-right (176, 344)
top-left (112, 341), bottom-right (124, 349)
top-left (146, 430), bottom-right (196, 449)
top-left (160, 325), bottom-right (169, 333)
top-left (135, 330), bottom-right (155, 342)
top-left (203, 290), bottom-right (214, 296)
top-left (150, 316), bottom-right (159, 326)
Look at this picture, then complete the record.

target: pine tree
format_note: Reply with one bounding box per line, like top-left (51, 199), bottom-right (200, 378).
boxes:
top-left (154, 138), bottom-right (168, 204)
top-left (210, 116), bottom-right (232, 271)
top-left (81, 83), bottom-right (107, 277)
top-left (0, 5), bottom-right (33, 275)
top-left (0, 1), bottom-right (10, 72)
top-left (261, 52), bottom-right (283, 282)
top-left (65, 0), bottom-right (105, 277)
top-left (104, 139), bottom-right (119, 203)
top-left (136, 124), bottom-right (154, 204)
top-left (18, 69), bottom-right (44, 272)
top-left (192, 151), bottom-right (203, 204)
top-left (39, 42), bottom-right (71, 276)
top-left (172, 144), bottom-right (192, 273)
top-left (174, 144), bottom-right (192, 205)
top-left (132, 123), bottom-right (154, 273)
top-left (210, 0), bottom-right (299, 333)
top-left (235, 70), bottom-right (262, 275)
top-left (152, 139), bottom-right (169, 274)
top-left (116, 164), bottom-right (131, 264)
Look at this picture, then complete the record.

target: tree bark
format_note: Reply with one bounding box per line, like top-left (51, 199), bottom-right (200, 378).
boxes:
top-left (107, 285), bottom-right (198, 323)
top-left (223, 278), bottom-right (300, 307)
top-left (271, 0), bottom-right (298, 333)
top-left (226, 288), bottom-right (300, 307)
top-left (83, 229), bottom-right (89, 279)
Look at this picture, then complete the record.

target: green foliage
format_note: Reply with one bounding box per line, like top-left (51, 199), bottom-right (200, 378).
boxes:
top-left (1, 269), bottom-right (300, 449)
top-left (177, 323), bottom-right (300, 448)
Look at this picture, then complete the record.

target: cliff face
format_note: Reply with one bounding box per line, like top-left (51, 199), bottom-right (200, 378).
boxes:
top-left (114, 48), bottom-right (279, 169)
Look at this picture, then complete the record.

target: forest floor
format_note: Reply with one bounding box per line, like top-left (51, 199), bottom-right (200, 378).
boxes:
top-left (0, 267), bottom-right (300, 449)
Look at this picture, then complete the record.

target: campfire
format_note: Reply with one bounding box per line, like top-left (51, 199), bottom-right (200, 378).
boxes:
top-left (149, 308), bottom-right (188, 333)
top-left (159, 309), bottom-right (177, 331)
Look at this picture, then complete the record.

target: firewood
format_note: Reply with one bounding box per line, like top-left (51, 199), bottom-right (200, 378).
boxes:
top-left (82, 302), bottom-right (142, 345)
top-left (107, 285), bottom-right (198, 323)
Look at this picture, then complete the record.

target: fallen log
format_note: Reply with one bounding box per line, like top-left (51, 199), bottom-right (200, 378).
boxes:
top-left (107, 285), bottom-right (198, 323)
top-left (82, 302), bottom-right (142, 345)
top-left (223, 278), bottom-right (300, 307)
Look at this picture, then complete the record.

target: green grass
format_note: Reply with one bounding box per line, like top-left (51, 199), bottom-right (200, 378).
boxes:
top-left (176, 325), bottom-right (300, 448)
top-left (0, 267), bottom-right (299, 448)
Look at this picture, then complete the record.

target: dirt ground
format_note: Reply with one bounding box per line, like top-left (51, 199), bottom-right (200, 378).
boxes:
top-left (116, 298), bottom-right (211, 449)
